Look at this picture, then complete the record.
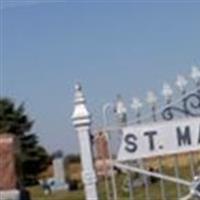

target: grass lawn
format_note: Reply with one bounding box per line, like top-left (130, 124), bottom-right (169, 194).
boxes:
top-left (29, 181), bottom-right (189, 200)
top-left (29, 173), bottom-right (190, 200)
top-left (29, 159), bottom-right (199, 200)
top-left (29, 186), bottom-right (84, 200)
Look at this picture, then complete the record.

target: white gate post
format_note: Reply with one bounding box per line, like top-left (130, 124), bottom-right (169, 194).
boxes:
top-left (72, 83), bottom-right (98, 200)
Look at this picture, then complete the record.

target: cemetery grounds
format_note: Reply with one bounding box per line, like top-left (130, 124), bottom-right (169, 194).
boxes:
top-left (29, 162), bottom-right (197, 200)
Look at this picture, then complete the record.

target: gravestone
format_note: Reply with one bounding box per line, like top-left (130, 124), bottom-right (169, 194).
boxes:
top-left (95, 131), bottom-right (109, 160)
top-left (94, 131), bottom-right (111, 176)
top-left (0, 134), bottom-right (20, 200)
top-left (53, 152), bottom-right (65, 184)
top-left (50, 151), bottom-right (68, 191)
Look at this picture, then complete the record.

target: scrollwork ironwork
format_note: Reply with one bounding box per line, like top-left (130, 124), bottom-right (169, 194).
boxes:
top-left (161, 89), bottom-right (200, 121)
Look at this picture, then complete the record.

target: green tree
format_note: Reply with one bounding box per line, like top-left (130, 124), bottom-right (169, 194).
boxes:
top-left (0, 97), bottom-right (50, 186)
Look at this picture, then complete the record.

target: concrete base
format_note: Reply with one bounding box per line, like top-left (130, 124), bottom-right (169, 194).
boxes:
top-left (0, 189), bottom-right (20, 200)
top-left (43, 178), bottom-right (68, 192)
top-left (51, 182), bottom-right (69, 191)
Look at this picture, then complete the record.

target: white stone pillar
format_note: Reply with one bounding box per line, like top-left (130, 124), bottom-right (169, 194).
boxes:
top-left (72, 83), bottom-right (98, 200)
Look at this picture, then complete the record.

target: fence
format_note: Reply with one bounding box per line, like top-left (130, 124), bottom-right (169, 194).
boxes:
top-left (72, 67), bottom-right (200, 200)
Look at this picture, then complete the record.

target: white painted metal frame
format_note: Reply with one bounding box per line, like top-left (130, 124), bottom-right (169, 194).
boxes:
top-left (72, 66), bottom-right (200, 200)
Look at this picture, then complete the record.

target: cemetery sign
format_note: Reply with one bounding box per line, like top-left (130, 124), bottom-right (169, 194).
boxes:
top-left (117, 117), bottom-right (200, 161)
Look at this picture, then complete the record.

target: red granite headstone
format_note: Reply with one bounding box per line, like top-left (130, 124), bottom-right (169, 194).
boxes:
top-left (94, 132), bottom-right (111, 176)
top-left (94, 132), bottom-right (109, 160)
top-left (0, 134), bottom-right (17, 190)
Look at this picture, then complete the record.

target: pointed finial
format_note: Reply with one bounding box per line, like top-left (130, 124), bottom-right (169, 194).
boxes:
top-left (191, 66), bottom-right (200, 85)
top-left (131, 97), bottom-right (143, 112)
top-left (162, 82), bottom-right (173, 103)
top-left (72, 83), bottom-right (91, 127)
top-left (74, 82), bottom-right (85, 105)
top-left (75, 82), bottom-right (82, 92)
top-left (175, 74), bottom-right (188, 94)
top-left (146, 91), bottom-right (157, 106)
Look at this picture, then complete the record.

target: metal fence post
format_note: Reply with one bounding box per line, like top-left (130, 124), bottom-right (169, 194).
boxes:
top-left (72, 83), bottom-right (99, 200)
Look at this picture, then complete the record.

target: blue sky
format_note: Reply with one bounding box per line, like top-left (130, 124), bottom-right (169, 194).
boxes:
top-left (1, 1), bottom-right (200, 154)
